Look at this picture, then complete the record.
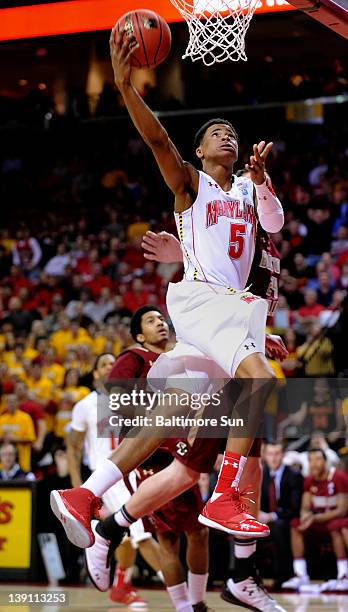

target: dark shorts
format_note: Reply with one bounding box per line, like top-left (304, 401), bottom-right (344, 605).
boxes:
top-left (165, 435), bottom-right (262, 474)
top-left (150, 484), bottom-right (203, 535)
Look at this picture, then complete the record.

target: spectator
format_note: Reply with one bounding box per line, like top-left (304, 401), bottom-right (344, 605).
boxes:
top-left (123, 278), bottom-right (149, 312)
top-left (15, 381), bottom-right (46, 454)
top-left (11, 227), bottom-right (42, 278)
top-left (281, 329), bottom-right (302, 378)
top-left (260, 442), bottom-right (303, 587)
top-left (1, 296), bottom-right (38, 334)
top-left (298, 431), bottom-right (341, 476)
top-left (282, 449), bottom-right (348, 590)
top-left (40, 347), bottom-right (65, 386)
top-left (296, 324), bottom-right (334, 377)
top-left (83, 287), bottom-right (114, 323)
top-left (331, 226), bottom-right (348, 257)
top-left (50, 314), bottom-right (89, 359)
top-left (44, 243), bottom-right (71, 276)
top-left (297, 289), bottom-right (325, 326)
top-left (282, 378), bottom-right (340, 439)
top-left (0, 442), bottom-right (35, 481)
top-left (0, 394), bottom-right (36, 470)
top-left (316, 272), bottom-right (335, 307)
top-left (43, 294), bottom-right (65, 333)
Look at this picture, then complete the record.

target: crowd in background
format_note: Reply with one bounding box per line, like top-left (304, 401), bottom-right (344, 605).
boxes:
top-left (1, 91), bottom-right (348, 588)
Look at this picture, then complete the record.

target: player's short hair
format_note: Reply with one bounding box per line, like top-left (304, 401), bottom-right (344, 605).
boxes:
top-left (130, 306), bottom-right (163, 342)
top-left (194, 118), bottom-right (238, 150)
top-left (308, 447), bottom-right (327, 461)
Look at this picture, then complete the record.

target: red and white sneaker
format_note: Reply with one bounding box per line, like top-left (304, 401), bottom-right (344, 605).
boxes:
top-left (198, 488), bottom-right (270, 537)
top-left (109, 584), bottom-right (148, 609)
top-left (50, 487), bottom-right (101, 548)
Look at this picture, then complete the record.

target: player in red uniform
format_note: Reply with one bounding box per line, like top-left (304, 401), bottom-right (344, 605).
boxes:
top-left (282, 448), bottom-right (348, 591)
top-left (87, 306), bottom-right (212, 612)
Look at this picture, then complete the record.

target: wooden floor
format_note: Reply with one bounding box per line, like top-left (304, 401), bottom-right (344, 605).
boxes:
top-left (0, 585), bottom-right (347, 611)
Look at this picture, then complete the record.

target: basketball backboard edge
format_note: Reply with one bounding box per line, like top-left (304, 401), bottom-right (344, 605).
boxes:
top-left (288, 0), bottom-right (348, 39)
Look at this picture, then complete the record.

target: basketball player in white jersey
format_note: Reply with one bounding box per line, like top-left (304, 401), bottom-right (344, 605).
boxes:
top-left (51, 28), bottom-right (284, 553)
top-left (67, 352), bottom-right (161, 607)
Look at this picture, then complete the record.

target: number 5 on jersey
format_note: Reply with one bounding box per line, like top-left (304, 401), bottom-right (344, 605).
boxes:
top-left (228, 222), bottom-right (246, 259)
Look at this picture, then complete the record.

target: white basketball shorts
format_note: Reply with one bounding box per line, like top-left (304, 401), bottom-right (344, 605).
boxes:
top-left (148, 280), bottom-right (268, 392)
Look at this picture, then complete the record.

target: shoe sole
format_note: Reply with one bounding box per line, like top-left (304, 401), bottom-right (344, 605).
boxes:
top-left (198, 513), bottom-right (270, 537)
top-left (109, 601), bottom-right (148, 610)
top-left (109, 598), bottom-right (148, 610)
top-left (50, 490), bottom-right (94, 549)
top-left (221, 590), bottom-right (259, 612)
top-left (85, 552), bottom-right (109, 593)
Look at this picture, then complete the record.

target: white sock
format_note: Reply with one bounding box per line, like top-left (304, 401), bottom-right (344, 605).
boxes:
top-left (234, 538), bottom-right (257, 559)
top-left (81, 459), bottom-right (123, 497)
top-left (294, 558), bottom-right (308, 578)
top-left (167, 582), bottom-right (193, 612)
top-left (188, 571), bottom-right (208, 605)
top-left (114, 506), bottom-right (135, 528)
top-left (157, 570), bottom-right (164, 582)
top-left (232, 455), bottom-right (247, 489)
top-left (337, 558), bottom-right (348, 579)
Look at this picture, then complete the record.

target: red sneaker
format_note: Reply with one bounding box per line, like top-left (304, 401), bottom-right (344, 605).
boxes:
top-left (198, 488), bottom-right (270, 538)
top-left (109, 585), bottom-right (148, 609)
top-left (50, 488), bottom-right (101, 548)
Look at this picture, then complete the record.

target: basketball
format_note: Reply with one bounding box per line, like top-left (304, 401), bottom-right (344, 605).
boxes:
top-left (115, 9), bottom-right (171, 69)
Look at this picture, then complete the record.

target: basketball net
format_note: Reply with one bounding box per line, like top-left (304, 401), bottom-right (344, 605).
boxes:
top-left (170, 0), bottom-right (259, 65)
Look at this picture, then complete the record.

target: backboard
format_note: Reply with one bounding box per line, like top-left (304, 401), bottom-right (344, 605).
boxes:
top-left (288, 0), bottom-right (348, 39)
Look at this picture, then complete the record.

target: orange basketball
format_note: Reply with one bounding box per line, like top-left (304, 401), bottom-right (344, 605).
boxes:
top-left (114, 9), bottom-right (172, 69)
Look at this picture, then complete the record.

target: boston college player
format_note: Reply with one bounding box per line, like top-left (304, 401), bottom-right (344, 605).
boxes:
top-left (51, 28), bottom-right (284, 552)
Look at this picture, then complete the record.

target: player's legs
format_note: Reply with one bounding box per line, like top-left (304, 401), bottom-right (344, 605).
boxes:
top-left (327, 520), bottom-right (348, 581)
top-left (157, 532), bottom-right (193, 612)
top-left (281, 520), bottom-right (310, 590)
top-left (50, 388), bottom-right (192, 548)
top-left (185, 527), bottom-right (210, 609)
top-left (222, 443), bottom-right (287, 611)
top-left (137, 539), bottom-right (161, 574)
top-left (126, 460), bottom-right (199, 519)
top-left (199, 352), bottom-right (275, 536)
top-left (157, 532), bottom-right (185, 586)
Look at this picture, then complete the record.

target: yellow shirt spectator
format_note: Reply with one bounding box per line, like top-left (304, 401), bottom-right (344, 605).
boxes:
top-left (42, 362), bottom-right (65, 386)
top-left (50, 326), bottom-right (90, 359)
top-left (0, 396), bottom-right (36, 471)
top-left (53, 368), bottom-right (90, 438)
top-left (266, 359), bottom-right (286, 416)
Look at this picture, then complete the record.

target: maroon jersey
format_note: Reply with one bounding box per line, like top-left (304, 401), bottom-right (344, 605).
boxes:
top-left (108, 345), bottom-right (159, 381)
top-left (247, 227), bottom-right (280, 319)
top-left (304, 468), bottom-right (348, 514)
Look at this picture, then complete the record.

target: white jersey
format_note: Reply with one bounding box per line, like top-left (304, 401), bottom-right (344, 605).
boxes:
top-left (175, 171), bottom-right (257, 290)
top-left (70, 390), bottom-right (120, 471)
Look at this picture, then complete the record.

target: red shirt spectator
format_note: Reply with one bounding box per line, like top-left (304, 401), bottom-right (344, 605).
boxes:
top-left (298, 289), bottom-right (325, 319)
top-left (123, 279), bottom-right (149, 313)
top-left (85, 263), bottom-right (113, 298)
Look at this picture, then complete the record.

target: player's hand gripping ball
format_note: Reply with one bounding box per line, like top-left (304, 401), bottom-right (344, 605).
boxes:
top-left (114, 9), bottom-right (172, 69)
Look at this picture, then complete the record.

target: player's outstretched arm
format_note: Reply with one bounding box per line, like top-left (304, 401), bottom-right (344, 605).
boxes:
top-left (247, 141), bottom-right (284, 233)
top-left (110, 28), bottom-right (198, 207)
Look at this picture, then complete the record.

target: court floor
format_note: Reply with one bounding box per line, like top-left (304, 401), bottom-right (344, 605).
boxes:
top-left (0, 585), bottom-right (348, 611)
